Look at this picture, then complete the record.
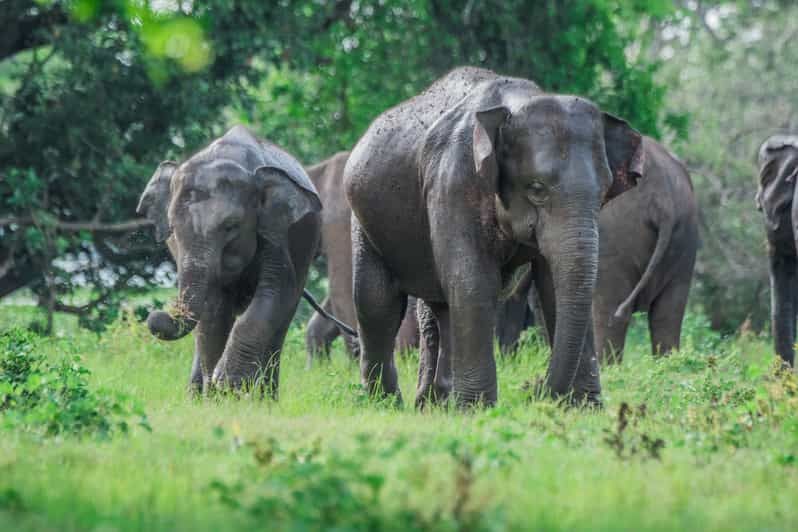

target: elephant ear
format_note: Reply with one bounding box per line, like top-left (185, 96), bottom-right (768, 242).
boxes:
top-left (137, 161), bottom-right (178, 242)
top-left (473, 106), bottom-right (511, 186)
top-left (602, 113), bottom-right (645, 204)
top-left (757, 137), bottom-right (798, 228)
top-left (254, 165), bottom-right (322, 244)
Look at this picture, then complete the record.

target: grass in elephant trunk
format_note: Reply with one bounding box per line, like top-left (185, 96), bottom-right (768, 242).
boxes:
top-left (0, 305), bottom-right (796, 531)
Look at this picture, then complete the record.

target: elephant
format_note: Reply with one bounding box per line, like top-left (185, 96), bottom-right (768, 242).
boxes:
top-left (304, 150), bottom-right (535, 365)
top-left (756, 135), bottom-right (798, 367)
top-left (137, 125), bottom-right (322, 396)
top-left (343, 67), bottom-right (644, 408)
top-left (592, 137), bottom-right (699, 364)
top-left (304, 151), bottom-right (420, 364)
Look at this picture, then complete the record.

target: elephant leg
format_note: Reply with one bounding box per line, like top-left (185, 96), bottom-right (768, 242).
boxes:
top-left (769, 250), bottom-right (797, 366)
top-left (195, 296), bottom-right (234, 394)
top-left (395, 297), bottom-right (420, 355)
top-left (593, 286), bottom-right (632, 365)
top-left (648, 278), bottom-right (691, 356)
top-left (595, 313), bottom-right (631, 365)
top-left (415, 300), bottom-right (451, 408)
top-left (496, 271), bottom-right (534, 355)
top-left (352, 222), bottom-right (405, 399)
top-left (212, 242), bottom-right (301, 397)
top-left (305, 297), bottom-right (340, 367)
top-left (258, 322), bottom-right (291, 399)
top-left (188, 352), bottom-right (202, 397)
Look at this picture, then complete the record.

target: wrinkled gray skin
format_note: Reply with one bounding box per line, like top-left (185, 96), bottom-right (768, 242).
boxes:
top-left (304, 151), bottom-right (419, 364)
top-left (756, 135), bottom-right (798, 367)
top-left (344, 67), bottom-right (644, 407)
top-left (593, 137), bottom-right (698, 364)
top-left (137, 126), bottom-right (321, 396)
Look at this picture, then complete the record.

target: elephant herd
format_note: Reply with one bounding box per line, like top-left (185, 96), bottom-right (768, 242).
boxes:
top-left (136, 66), bottom-right (791, 409)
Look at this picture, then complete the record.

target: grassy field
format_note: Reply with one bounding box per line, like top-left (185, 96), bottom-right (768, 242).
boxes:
top-left (1, 303), bottom-right (797, 531)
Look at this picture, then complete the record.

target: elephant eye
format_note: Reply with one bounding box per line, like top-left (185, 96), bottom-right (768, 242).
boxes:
top-left (526, 181), bottom-right (548, 203)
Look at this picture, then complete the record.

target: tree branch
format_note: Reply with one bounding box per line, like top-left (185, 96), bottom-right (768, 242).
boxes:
top-left (0, 216), bottom-right (153, 233)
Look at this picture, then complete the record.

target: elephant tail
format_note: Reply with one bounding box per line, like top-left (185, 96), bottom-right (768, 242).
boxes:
top-left (613, 223), bottom-right (673, 320)
top-left (302, 289), bottom-right (359, 337)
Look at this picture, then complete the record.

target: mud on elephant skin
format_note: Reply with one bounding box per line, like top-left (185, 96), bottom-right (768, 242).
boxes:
top-left (593, 137), bottom-right (699, 364)
top-left (137, 125), bottom-right (322, 396)
top-left (303, 151), bottom-right (419, 365)
top-left (344, 67), bottom-right (644, 408)
top-left (757, 135), bottom-right (798, 367)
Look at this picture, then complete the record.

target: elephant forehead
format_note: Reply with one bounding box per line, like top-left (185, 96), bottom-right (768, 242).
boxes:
top-left (186, 197), bottom-right (246, 235)
top-left (181, 160), bottom-right (253, 190)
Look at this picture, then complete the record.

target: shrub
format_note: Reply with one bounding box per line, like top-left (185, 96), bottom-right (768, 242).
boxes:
top-left (0, 328), bottom-right (150, 439)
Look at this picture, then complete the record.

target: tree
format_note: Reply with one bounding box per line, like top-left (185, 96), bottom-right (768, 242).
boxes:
top-left (1, 0), bottom-right (674, 331)
top-left (655, 0), bottom-right (798, 331)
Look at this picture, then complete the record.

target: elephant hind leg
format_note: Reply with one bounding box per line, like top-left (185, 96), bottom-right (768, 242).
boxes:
top-left (648, 278), bottom-right (691, 357)
top-left (596, 312), bottom-right (632, 365)
top-left (305, 297), bottom-right (340, 367)
top-left (352, 222), bottom-right (405, 400)
top-left (415, 300), bottom-right (451, 408)
top-left (395, 297), bottom-right (420, 355)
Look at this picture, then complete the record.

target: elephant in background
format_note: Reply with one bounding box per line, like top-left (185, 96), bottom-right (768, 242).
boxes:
top-left (137, 125), bottom-right (321, 396)
top-left (757, 135), bottom-right (798, 366)
top-left (592, 137), bottom-right (699, 364)
top-left (344, 67), bottom-right (644, 407)
top-left (304, 152), bottom-right (419, 364)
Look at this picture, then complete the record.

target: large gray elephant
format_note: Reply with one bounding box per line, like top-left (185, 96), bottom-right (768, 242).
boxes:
top-left (305, 150), bottom-right (535, 366)
top-left (592, 137), bottom-right (698, 363)
top-left (137, 126), bottom-right (322, 396)
top-left (344, 67), bottom-right (644, 407)
top-left (304, 152), bottom-right (419, 364)
top-left (756, 135), bottom-right (798, 366)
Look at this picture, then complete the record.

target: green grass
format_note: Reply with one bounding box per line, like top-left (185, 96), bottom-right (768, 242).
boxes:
top-left (1, 308), bottom-right (797, 531)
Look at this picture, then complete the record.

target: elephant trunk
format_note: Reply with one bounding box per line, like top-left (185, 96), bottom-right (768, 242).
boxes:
top-left (147, 245), bottom-right (213, 341)
top-left (544, 217), bottom-right (599, 397)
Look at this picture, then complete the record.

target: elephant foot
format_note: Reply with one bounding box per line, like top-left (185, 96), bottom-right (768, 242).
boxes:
top-left (521, 377), bottom-right (602, 408)
top-left (414, 382), bottom-right (451, 410)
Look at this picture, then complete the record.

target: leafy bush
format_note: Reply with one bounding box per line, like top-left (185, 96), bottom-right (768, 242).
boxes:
top-left (0, 328), bottom-right (150, 438)
top-left (211, 432), bottom-right (503, 532)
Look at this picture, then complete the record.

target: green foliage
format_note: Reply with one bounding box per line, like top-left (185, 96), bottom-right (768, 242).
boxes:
top-left (0, 311), bottom-right (797, 530)
top-left (1, 0), bottom-right (674, 332)
top-left (658, 0), bottom-right (798, 331)
top-left (0, 328), bottom-right (150, 438)
top-left (210, 435), bottom-right (498, 531)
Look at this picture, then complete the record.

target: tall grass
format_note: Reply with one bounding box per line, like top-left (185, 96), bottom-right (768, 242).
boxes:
top-left (0, 307), bottom-right (796, 531)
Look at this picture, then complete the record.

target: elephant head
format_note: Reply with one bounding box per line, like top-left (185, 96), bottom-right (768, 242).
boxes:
top-left (477, 96), bottom-right (643, 396)
top-left (137, 144), bottom-right (321, 342)
top-left (757, 136), bottom-right (798, 234)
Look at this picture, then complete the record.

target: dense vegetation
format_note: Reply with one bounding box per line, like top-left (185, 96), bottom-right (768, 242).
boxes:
top-left (4, 0), bottom-right (674, 331)
top-left (1, 306), bottom-right (797, 531)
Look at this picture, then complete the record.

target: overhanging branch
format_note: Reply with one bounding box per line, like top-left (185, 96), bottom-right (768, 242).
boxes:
top-left (0, 216), bottom-right (153, 233)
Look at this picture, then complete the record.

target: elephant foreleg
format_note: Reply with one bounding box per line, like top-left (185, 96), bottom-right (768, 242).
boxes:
top-left (195, 295), bottom-right (234, 395)
top-left (212, 243), bottom-right (301, 397)
top-left (769, 250), bottom-right (797, 366)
